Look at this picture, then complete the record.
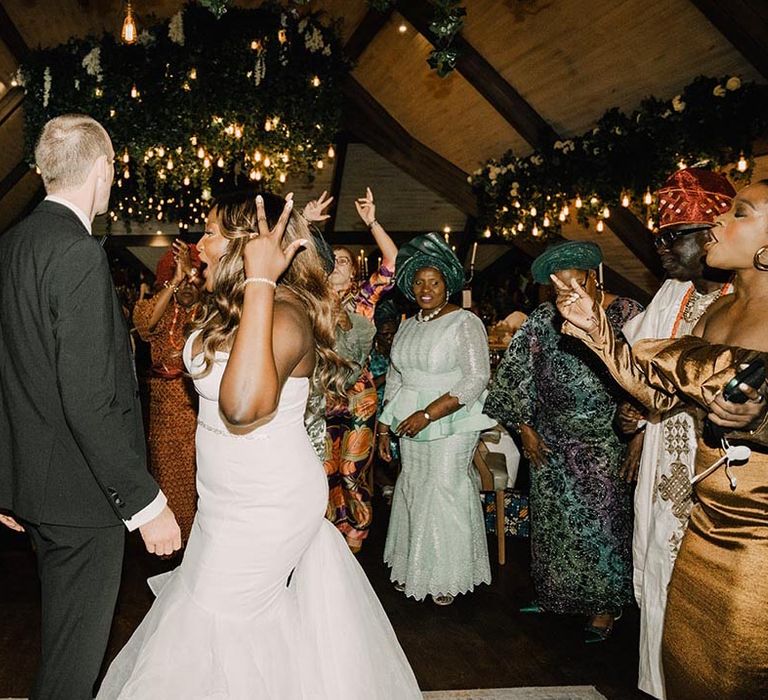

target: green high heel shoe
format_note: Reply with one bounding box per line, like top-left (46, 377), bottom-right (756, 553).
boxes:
top-left (519, 601), bottom-right (546, 613)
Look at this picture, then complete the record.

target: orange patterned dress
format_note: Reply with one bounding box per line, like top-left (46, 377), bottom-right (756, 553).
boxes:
top-left (325, 265), bottom-right (394, 551)
top-left (133, 298), bottom-right (198, 543)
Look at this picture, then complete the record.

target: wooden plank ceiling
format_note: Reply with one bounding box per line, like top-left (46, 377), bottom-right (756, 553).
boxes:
top-left (0, 0), bottom-right (766, 296)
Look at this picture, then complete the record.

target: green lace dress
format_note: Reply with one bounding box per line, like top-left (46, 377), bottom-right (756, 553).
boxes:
top-left (381, 309), bottom-right (496, 600)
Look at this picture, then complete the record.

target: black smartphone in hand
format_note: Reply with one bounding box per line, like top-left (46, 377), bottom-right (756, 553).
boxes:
top-left (703, 358), bottom-right (766, 445)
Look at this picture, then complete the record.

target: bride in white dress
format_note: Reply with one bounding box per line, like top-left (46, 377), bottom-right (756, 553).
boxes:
top-left (97, 191), bottom-right (421, 699)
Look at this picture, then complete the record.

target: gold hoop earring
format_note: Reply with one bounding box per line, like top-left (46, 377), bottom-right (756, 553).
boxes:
top-left (754, 246), bottom-right (768, 271)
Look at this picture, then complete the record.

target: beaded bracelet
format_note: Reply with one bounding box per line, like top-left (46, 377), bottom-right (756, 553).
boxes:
top-left (163, 280), bottom-right (180, 293)
top-left (244, 277), bottom-right (277, 289)
top-left (367, 219), bottom-right (379, 230)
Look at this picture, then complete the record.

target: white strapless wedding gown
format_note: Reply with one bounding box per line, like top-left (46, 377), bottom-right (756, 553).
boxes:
top-left (97, 333), bottom-right (421, 699)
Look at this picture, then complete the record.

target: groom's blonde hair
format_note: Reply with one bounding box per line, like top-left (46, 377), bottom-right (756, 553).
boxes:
top-left (34, 114), bottom-right (112, 192)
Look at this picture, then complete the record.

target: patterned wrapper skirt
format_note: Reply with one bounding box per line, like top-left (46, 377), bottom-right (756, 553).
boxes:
top-left (324, 371), bottom-right (377, 549)
top-left (147, 375), bottom-right (198, 543)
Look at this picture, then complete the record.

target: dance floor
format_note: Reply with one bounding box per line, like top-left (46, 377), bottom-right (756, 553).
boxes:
top-left (0, 496), bottom-right (649, 699)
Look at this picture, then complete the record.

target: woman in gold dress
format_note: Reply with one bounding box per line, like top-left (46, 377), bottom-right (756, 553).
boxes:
top-left (553, 179), bottom-right (768, 699)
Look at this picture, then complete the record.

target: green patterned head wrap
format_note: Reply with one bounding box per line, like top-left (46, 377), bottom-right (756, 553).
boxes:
top-left (395, 232), bottom-right (466, 301)
top-left (531, 240), bottom-right (603, 285)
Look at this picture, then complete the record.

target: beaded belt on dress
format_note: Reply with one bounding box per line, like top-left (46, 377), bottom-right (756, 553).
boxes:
top-left (197, 419), bottom-right (268, 440)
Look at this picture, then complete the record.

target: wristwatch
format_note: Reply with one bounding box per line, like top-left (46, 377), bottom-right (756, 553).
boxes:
top-left (423, 410), bottom-right (432, 422)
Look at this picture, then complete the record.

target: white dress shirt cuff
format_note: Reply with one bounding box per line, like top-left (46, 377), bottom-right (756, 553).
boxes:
top-left (124, 490), bottom-right (167, 531)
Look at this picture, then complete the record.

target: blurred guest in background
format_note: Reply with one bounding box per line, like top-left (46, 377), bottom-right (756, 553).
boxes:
top-left (309, 188), bottom-right (397, 553)
top-left (132, 241), bottom-right (203, 544)
top-left (485, 240), bottom-right (642, 640)
top-left (379, 233), bottom-right (495, 606)
top-left (370, 301), bottom-right (401, 501)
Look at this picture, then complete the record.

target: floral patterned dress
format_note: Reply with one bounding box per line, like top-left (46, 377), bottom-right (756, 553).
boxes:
top-left (324, 265), bottom-right (394, 550)
top-left (133, 298), bottom-right (198, 544)
top-left (484, 299), bottom-right (642, 614)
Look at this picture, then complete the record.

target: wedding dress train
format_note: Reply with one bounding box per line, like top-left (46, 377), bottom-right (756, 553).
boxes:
top-left (97, 333), bottom-right (421, 699)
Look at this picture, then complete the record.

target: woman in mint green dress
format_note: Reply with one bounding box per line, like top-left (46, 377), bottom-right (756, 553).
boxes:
top-left (378, 234), bottom-right (495, 605)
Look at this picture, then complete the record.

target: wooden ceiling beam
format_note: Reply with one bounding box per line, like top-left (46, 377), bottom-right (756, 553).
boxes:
top-left (345, 6), bottom-right (396, 63)
top-left (0, 1), bottom-right (30, 63)
top-left (0, 160), bottom-right (30, 201)
top-left (341, 75), bottom-right (477, 216)
top-left (398, 0), bottom-right (662, 281)
top-left (690, 0), bottom-right (768, 81)
top-left (0, 86), bottom-right (24, 129)
top-left (397, 1), bottom-right (557, 150)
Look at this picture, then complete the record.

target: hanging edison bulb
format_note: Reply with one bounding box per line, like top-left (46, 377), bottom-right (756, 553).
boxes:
top-left (529, 206), bottom-right (537, 217)
top-left (532, 224), bottom-right (540, 237)
top-left (328, 145), bottom-right (335, 159)
top-left (203, 156), bottom-right (211, 168)
top-left (122, 150), bottom-right (130, 164)
top-left (542, 214), bottom-right (551, 228)
top-left (575, 195), bottom-right (583, 209)
top-left (602, 206), bottom-right (610, 219)
top-left (217, 157), bottom-right (225, 168)
top-left (316, 159), bottom-right (324, 169)
top-left (183, 176), bottom-right (191, 186)
top-left (197, 147), bottom-right (205, 159)
top-left (130, 84), bottom-right (139, 99)
top-left (621, 193), bottom-right (630, 208)
top-left (596, 219), bottom-right (604, 233)
top-left (644, 189), bottom-right (653, 206)
top-left (254, 150), bottom-right (262, 162)
top-left (647, 217), bottom-right (655, 230)
top-left (121, 2), bottom-right (137, 45)
top-left (166, 157), bottom-right (174, 170)
top-left (279, 173), bottom-right (286, 183)
top-left (311, 76), bottom-right (321, 88)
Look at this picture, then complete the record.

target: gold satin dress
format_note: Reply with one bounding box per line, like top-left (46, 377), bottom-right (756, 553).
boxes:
top-left (564, 313), bottom-right (768, 699)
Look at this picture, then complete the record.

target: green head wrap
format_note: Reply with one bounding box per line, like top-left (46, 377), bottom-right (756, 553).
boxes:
top-left (531, 240), bottom-right (603, 285)
top-left (395, 233), bottom-right (466, 301)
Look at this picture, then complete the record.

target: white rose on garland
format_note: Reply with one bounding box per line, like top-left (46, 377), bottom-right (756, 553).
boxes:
top-left (82, 47), bottom-right (102, 82)
top-left (169, 11), bottom-right (185, 46)
top-left (713, 84), bottom-right (727, 97)
top-left (726, 76), bottom-right (742, 91)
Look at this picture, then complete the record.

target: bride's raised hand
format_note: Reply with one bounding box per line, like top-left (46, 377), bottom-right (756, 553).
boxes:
top-left (551, 274), bottom-right (599, 331)
top-left (243, 194), bottom-right (308, 282)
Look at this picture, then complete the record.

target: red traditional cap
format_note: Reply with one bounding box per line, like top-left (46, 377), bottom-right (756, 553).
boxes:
top-left (154, 243), bottom-right (202, 287)
top-left (655, 168), bottom-right (736, 231)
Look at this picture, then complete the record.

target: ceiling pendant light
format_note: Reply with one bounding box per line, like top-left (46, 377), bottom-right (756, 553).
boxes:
top-left (121, 2), bottom-right (137, 45)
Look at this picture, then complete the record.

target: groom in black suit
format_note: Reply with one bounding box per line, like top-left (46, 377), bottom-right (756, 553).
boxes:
top-left (0, 114), bottom-right (182, 700)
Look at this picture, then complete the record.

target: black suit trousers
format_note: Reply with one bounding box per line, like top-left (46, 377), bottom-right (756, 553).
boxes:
top-left (25, 522), bottom-right (125, 700)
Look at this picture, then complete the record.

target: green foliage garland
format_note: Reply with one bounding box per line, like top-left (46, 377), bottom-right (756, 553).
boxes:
top-left (17, 3), bottom-right (349, 228)
top-left (469, 75), bottom-right (768, 242)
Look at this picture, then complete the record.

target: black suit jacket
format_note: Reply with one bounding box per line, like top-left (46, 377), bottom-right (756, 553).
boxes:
top-left (0, 200), bottom-right (159, 527)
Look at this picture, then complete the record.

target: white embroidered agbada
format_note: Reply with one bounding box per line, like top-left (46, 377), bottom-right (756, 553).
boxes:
top-left (622, 278), bottom-right (731, 700)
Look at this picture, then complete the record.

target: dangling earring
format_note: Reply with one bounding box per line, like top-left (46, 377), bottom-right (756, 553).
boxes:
top-left (754, 246), bottom-right (768, 271)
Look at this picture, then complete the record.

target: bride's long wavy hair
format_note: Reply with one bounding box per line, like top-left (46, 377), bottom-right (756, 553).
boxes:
top-left (190, 190), bottom-right (351, 402)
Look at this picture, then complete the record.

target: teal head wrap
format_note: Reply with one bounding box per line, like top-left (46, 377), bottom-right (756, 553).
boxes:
top-left (395, 233), bottom-right (466, 301)
top-left (531, 240), bottom-right (603, 285)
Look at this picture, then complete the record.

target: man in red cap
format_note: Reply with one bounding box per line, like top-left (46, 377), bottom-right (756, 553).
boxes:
top-left (619, 167), bottom-right (736, 699)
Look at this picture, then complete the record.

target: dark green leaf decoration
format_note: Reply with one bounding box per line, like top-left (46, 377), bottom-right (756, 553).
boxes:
top-left (469, 75), bottom-right (768, 243)
top-left (18, 2), bottom-right (349, 229)
top-left (196, 0), bottom-right (229, 19)
top-left (427, 0), bottom-right (465, 77)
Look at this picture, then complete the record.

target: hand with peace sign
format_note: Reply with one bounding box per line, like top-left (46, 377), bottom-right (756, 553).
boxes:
top-left (242, 193), bottom-right (308, 283)
top-left (550, 273), bottom-right (600, 333)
